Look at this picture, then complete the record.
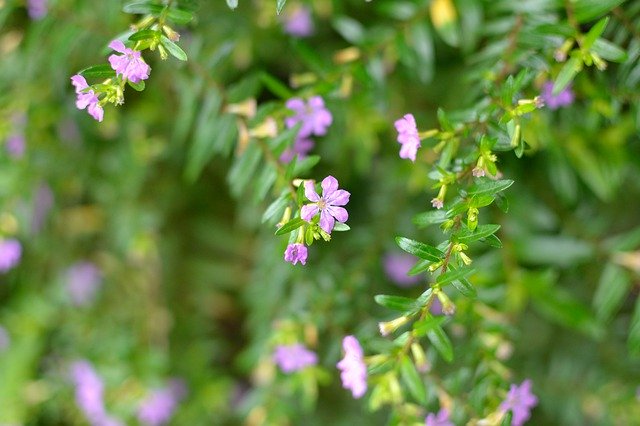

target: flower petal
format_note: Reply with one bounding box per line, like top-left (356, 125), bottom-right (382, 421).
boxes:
top-left (301, 204), bottom-right (319, 221)
top-left (327, 206), bottom-right (348, 223)
top-left (321, 175), bottom-right (339, 197)
top-left (108, 40), bottom-right (126, 53)
top-left (325, 189), bottom-right (350, 206)
top-left (304, 180), bottom-right (321, 202)
top-left (319, 210), bottom-right (335, 234)
top-left (70, 75), bottom-right (88, 92)
top-left (285, 98), bottom-right (305, 112)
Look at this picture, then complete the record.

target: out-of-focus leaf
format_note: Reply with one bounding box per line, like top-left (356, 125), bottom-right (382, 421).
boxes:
top-left (400, 356), bottom-right (426, 404)
top-left (262, 191), bottom-right (289, 224)
top-left (332, 16), bottom-right (365, 44)
top-left (593, 263), bottom-right (631, 322)
top-left (276, 0), bottom-right (287, 15)
top-left (574, 0), bottom-right (626, 23)
top-left (226, 0), bottom-right (239, 10)
top-left (583, 17), bottom-right (608, 50)
top-left (161, 35), bottom-right (187, 61)
top-left (228, 143), bottom-right (263, 196)
top-left (413, 210), bottom-right (448, 228)
top-left (592, 39), bottom-right (628, 62)
top-left (628, 297), bottom-right (640, 356)
top-left (427, 326), bottom-right (454, 362)
top-left (553, 56), bottom-right (582, 95)
top-left (514, 235), bottom-right (594, 267)
top-left (429, 0), bottom-right (460, 47)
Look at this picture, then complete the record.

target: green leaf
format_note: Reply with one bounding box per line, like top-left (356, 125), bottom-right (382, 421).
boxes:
top-left (407, 259), bottom-right (430, 276)
top-left (553, 56), bottom-right (582, 95)
top-left (583, 17), bottom-right (608, 50)
top-left (166, 7), bottom-right (194, 25)
top-left (262, 191), bottom-right (289, 224)
top-left (413, 315), bottom-right (446, 336)
top-left (374, 295), bottom-right (417, 313)
top-left (275, 218), bottom-right (306, 236)
top-left (253, 164), bottom-right (278, 203)
top-left (427, 326), bottom-right (454, 362)
top-left (78, 64), bottom-right (116, 79)
top-left (226, 0), bottom-right (239, 9)
top-left (574, 0), bottom-right (625, 23)
top-left (276, 0), bottom-right (287, 15)
top-left (466, 179), bottom-right (514, 197)
top-left (482, 234), bottom-right (503, 248)
top-left (592, 39), bottom-right (628, 63)
top-left (628, 296), bottom-right (640, 356)
top-left (228, 143), bottom-right (262, 196)
top-left (436, 266), bottom-right (476, 287)
top-left (400, 356), bottom-right (426, 404)
top-left (127, 80), bottom-right (145, 91)
top-left (259, 72), bottom-right (292, 99)
top-left (593, 263), bottom-right (631, 322)
top-left (123, 1), bottom-right (164, 15)
top-left (395, 237), bottom-right (444, 262)
top-left (456, 224), bottom-right (501, 244)
top-left (292, 155), bottom-right (320, 176)
top-left (161, 36), bottom-right (187, 61)
top-left (333, 223), bottom-right (350, 232)
top-left (332, 16), bottom-right (365, 44)
top-left (451, 276), bottom-right (477, 299)
top-left (413, 210), bottom-right (447, 228)
top-left (501, 410), bottom-right (513, 426)
top-left (128, 29), bottom-right (160, 42)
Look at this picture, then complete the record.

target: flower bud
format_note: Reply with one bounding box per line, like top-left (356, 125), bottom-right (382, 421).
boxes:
top-left (226, 98), bottom-right (257, 118)
top-left (378, 316), bottom-right (409, 336)
top-left (249, 117), bottom-right (278, 139)
top-left (410, 343), bottom-right (430, 372)
top-left (436, 291), bottom-right (456, 316)
top-left (162, 25), bottom-right (180, 42)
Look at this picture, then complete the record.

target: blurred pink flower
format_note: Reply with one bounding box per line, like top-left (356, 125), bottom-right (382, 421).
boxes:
top-left (66, 262), bottom-right (102, 306)
top-left (383, 252), bottom-right (421, 287)
top-left (282, 6), bottom-right (314, 37)
top-left (273, 344), bottom-right (318, 373)
top-left (0, 239), bottom-right (22, 273)
top-left (337, 335), bottom-right (367, 398)
top-left (500, 379), bottom-right (538, 426)
top-left (137, 379), bottom-right (187, 426)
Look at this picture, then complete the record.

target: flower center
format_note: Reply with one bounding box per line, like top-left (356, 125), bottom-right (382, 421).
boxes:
top-left (317, 198), bottom-right (327, 210)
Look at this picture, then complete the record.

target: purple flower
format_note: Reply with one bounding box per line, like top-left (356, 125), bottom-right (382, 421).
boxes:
top-left (279, 137), bottom-right (315, 163)
top-left (66, 262), bottom-right (102, 306)
top-left (284, 243), bottom-right (308, 265)
top-left (31, 183), bottom-right (53, 233)
top-left (301, 176), bottom-right (350, 234)
top-left (108, 40), bottom-right (150, 84)
top-left (273, 344), bottom-right (318, 373)
top-left (27, 0), bottom-right (47, 19)
top-left (70, 361), bottom-right (107, 424)
top-left (0, 239), bottom-right (22, 273)
top-left (394, 113), bottom-right (421, 161)
top-left (541, 81), bottom-right (574, 110)
top-left (282, 6), bottom-right (314, 37)
top-left (336, 335), bottom-right (367, 399)
top-left (383, 253), bottom-right (421, 287)
top-left (500, 379), bottom-right (538, 426)
top-left (285, 96), bottom-right (333, 138)
top-left (137, 379), bottom-right (187, 426)
top-left (0, 325), bottom-right (10, 352)
top-left (425, 408), bottom-right (454, 426)
top-left (6, 134), bottom-right (25, 158)
top-left (71, 75), bottom-right (104, 122)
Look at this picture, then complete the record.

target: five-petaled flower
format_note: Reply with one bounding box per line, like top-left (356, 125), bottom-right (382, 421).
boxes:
top-left (284, 243), bottom-right (308, 265)
top-left (336, 335), bottom-right (367, 399)
top-left (71, 75), bottom-right (104, 122)
top-left (425, 408), bottom-right (454, 426)
top-left (301, 176), bottom-right (350, 234)
top-left (499, 379), bottom-right (538, 426)
top-left (273, 344), bottom-right (318, 373)
top-left (285, 96), bottom-right (333, 138)
top-left (394, 113), bottom-right (421, 162)
top-left (108, 40), bottom-right (151, 84)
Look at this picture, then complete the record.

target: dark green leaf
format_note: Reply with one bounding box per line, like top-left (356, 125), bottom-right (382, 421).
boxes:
top-left (400, 356), bottom-right (426, 404)
top-left (259, 71), bottom-right (292, 99)
top-left (451, 276), bottom-right (477, 298)
top-left (374, 295), bottom-right (417, 313)
top-left (574, 0), bottom-right (625, 23)
top-left (628, 297), bottom-right (640, 356)
top-left (466, 179), bottom-right (514, 197)
top-left (166, 7), bottom-right (194, 25)
top-left (593, 263), bottom-right (631, 322)
top-left (553, 57), bottom-right (582, 95)
top-left (161, 36), bottom-right (187, 61)
top-left (456, 224), bottom-right (501, 244)
top-left (436, 266), bottom-right (476, 287)
top-left (427, 326), bottom-right (454, 362)
top-left (396, 237), bottom-right (444, 262)
top-left (413, 210), bottom-right (447, 228)
top-left (275, 218), bottom-right (306, 236)
top-left (78, 64), bottom-right (116, 79)
top-left (413, 315), bottom-right (446, 336)
top-left (482, 234), bottom-right (503, 248)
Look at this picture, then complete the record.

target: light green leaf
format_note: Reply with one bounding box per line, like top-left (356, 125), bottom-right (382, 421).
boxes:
top-left (275, 218), bottom-right (306, 236)
top-left (276, 0), bottom-right (287, 15)
top-left (553, 56), bottom-right (582, 95)
top-left (427, 326), bottom-right (454, 362)
top-left (456, 224), bottom-right (501, 244)
top-left (226, 0), bottom-right (238, 9)
top-left (161, 35), bottom-right (187, 61)
top-left (400, 356), bottom-right (427, 404)
top-left (466, 179), bottom-right (514, 197)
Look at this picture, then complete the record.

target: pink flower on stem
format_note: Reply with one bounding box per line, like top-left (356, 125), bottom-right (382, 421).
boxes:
top-left (71, 75), bottom-right (104, 122)
top-left (394, 113), bottom-right (421, 161)
top-left (336, 335), bottom-right (367, 399)
top-left (499, 379), bottom-right (538, 426)
top-left (425, 408), bottom-right (454, 426)
top-left (301, 176), bottom-right (350, 234)
top-left (284, 243), bottom-right (308, 265)
top-left (273, 344), bottom-right (318, 373)
top-left (282, 6), bottom-right (314, 37)
top-left (285, 96), bottom-right (333, 138)
top-left (108, 40), bottom-right (151, 83)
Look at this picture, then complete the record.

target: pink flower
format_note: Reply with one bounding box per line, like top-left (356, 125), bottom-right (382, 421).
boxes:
top-left (394, 113), bottom-right (421, 161)
top-left (425, 408), bottom-right (454, 426)
top-left (301, 176), bottom-right (350, 234)
top-left (541, 81), bottom-right (574, 110)
top-left (284, 243), bottom-right (308, 265)
top-left (273, 344), bottom-right (318, 373)
top-left (500, 379), bottom-right (538, 426)
top-left (285, 96), bottom-right (333, 138)
top-left (108, 40), bottom-right (151, 83)
top-left (66, 262), bottom-right (102, 306)
top-left (282, 6), bottom-right (314, 37)
top-left (27, 0), bottom-right (47, 20)
top-left (6, 134), bottom-right (25, 158)
top-left (137, 379), bottom-right (186, 426)
top-left (71, 75), bottom-right (104, 122)
top-left (0, 239), bottom-right (21, 272)
top-left (383, 253), bottom-right (421, 287)
top-left (279, 137), bottom-right (315, 163)
top-left (336, 335), bottom-right (367, 399)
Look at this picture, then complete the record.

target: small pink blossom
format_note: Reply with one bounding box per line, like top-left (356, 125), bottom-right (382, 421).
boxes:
top-left (27, 0), bottom-right (47, 20)
top-left (285, 96), bottom-right (333, 138)
top-left (500, 379), bottom-right (538, 426)
top-left (273, 344), bottom-right (318, 373)
top-left (66, 262), bottom-right (102, 306)
top-left (71, 75), bottom-right (104, 122)
top-left (137, 379), bottom-right (186, 426)
top-left (425, 408), bottom-right (454, 426)
top-left (282, 6), bottom-right (314, 37)
top-left (383, 253), bottom-right (421, 287)
top-left (301, 176), bottom-right (350, 234)
top-left (0, 239), bottom-right (21, 272)
top-left (541, 81), bottom-right (574, 110)
top-left (394, 113), bottom-right (421, 161)
top-left (431, 198), bottom-right (443, 209)
top-left (284, 243), bottom-right (308, 265)
top-left (336, 335), bottom-right (367, 399)
top-left (472, 166), bottom-right (485, 177)
top-left (280, 137), bottom-right (315, 163)
top-left (108, 40), bottom-right (151, 83)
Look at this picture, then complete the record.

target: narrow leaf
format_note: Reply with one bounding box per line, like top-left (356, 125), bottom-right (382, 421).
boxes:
top-left (161, 35), bottom-right (187, 61)
top-left (275, 218), bottom-right (306, 236)
top-left (396, 237), bottom-right (444, 262)
top-left (553, 57), bottom-right (582, 95)
top-left (436, 266), bottom-right (476, 287)
top-left (400, 356), bottom-right (427, 404)
top-left (276, 0), bottom-right (287, 15)
top-left (374, 295), bottom-right (417, 313)
top-left (427, 326), bottom-right (454, 362)
top-left (226, 0), bottom-right (238, 9)
top-left (78, 64), bottom-right (116, 79)
top-left (456, 224), bottom-right (501, 244)
top-left (466, 179), bottom-right (514, 197)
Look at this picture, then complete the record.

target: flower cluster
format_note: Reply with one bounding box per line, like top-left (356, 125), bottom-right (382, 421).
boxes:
top-left (394, 113), bottom-right (421, 162)
top-left (273, 344), bottom-right (318, 373)
top-left (499, 379), bottom-right (538, 426)
top-left (108, 40), bottom-right (151, 84)
top-left (137, 379), bottom-right (187, 426)
top-left (282, 96), bottom-right (332, 163)
top-left (336, 335), bottom-right (367, 399)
